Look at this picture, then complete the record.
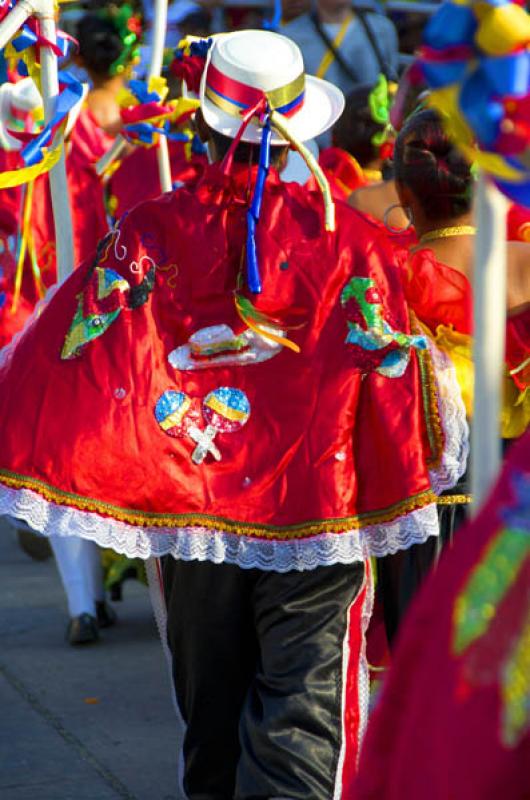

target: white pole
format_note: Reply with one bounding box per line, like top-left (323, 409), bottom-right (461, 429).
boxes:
top-left (149, 0), bottom-right (172, 193)
top-left (37, 0), bottom-right (75, 282)
top-left (95, 136), bottom-right (127, 177)
top-left (0, 0), bottom-right (34, 49)
top-left (471, 173), bottom-right (508, 510)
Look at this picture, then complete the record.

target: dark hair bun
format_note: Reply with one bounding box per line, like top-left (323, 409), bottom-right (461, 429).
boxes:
top-left (394, 109), bottom-right (473, 220)
top-left (76, 14), bottom-right (124, 77)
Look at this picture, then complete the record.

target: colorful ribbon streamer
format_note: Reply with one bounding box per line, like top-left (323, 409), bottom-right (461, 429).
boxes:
top-left (263, 0), bottom-right (282, 32)
top-left (8, 71), bottom-right (83, 166)
top-left (246, 113), bottom-right (271, 294)
top-left (171, 37), bottom-right (213, 95)
top-left (0, 131), bottom-right (62, 188)
top-left (418, 0), bottom-right (530, 206)
top-left (118, 77), bottom-right (200, 147)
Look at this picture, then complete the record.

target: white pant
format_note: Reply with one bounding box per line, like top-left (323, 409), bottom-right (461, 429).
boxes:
top-left (50, 536), bottom-right (105, 617)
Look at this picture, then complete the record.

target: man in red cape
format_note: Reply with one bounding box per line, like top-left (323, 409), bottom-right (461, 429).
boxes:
top-left (0, 30), bottom-right (467, 799)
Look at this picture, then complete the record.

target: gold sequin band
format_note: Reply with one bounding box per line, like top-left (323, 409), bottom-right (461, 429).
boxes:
top-left (437, 494), bottom-right (472, 505)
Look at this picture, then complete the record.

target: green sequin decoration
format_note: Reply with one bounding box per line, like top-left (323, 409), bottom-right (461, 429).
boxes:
top-left (502, 606), bottom-right (530, 747)
top-left (61, 300), bottom-right (122, 360)
top-left (341, 276), bottom-right (426, 353)
top-left (453, 528), bottom-right (529, 655)
top-left (341, 277), bottom-right (383, 330)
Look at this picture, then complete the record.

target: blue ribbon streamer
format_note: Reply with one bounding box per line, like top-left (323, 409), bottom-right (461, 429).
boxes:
top-left (246, 114), bottom-right (271, 295)
top-left (263, 0), bottom-right (282, 32)
top-left (123, 120), bottom-right (191, 145)
top-left (20, 71), bottom-right (83, 166)
top-left (128, 79), bottom-right (162, 105)
top-left (12, 25), bottom-right (36, 52)
top-left (192, 133), bottom-right (207, 155)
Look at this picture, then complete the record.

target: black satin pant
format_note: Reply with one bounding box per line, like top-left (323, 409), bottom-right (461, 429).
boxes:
top-left (378, 470), bottom-right (470, 644)
top-left (163, 557), bottom-right (365, 800)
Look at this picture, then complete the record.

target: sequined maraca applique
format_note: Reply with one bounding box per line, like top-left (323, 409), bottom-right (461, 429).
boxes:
top-left (154, 390), bottom-right (194, 437)
top-left (154, 386), bottom-right (251, 464)
top-left (190, 387), bottom-right (251, 464)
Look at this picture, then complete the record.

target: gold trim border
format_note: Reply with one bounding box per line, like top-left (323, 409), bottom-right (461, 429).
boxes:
top-left (0, 469), bottom-right (436, 540)
top-left (417, 336), bottom-right (445, 469)
top-left (437, 494), bottom-right (472, 505)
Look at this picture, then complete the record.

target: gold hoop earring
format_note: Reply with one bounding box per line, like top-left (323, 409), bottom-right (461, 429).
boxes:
top-left (383, 204), bottom-right (413, 234)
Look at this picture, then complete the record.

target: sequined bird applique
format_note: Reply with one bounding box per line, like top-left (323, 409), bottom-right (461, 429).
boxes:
top-left (61, 266), bottom-right (155, 359)
top-left (341, 276), bottom-right (426, 377)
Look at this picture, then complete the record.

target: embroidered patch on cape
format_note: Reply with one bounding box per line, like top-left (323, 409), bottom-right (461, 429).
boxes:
top-left (61, 266), bottom-right (155, 360)
top-left (341, 276), bottom-right (426, 377)
top-left (154, 386), bottom-right (251, 464)
top-left (168, 324), bottom-right (284, 370)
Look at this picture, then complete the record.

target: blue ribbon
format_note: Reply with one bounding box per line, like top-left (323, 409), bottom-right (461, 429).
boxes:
top-left (123, 120), bottom-right (192, 145)
top-left (11, 22), bottom-right (73, 58)
top-left (460, 68), bottom-right (504, 149)
top-left (495, 177), bottom-right (530, 205)
top-left (192, 133), bottom-right (207, 155)
top-left (245, 114), bottom-right (272, 295)
top-left (0, 51), bottom-right (7, 84)
top-left (12, 25), bottom-right (37, 52)
top-left (20, 71), bottom-right (83, 166)
top-left (501, 472), bottom-right (530, 532)
top-left (263, 0), bottom-right (282, 32)
top-left (128, 79), bottom-right (162, 105)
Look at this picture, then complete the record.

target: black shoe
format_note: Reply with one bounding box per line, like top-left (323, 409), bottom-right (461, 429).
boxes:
top-left (66, 613), bottom-right (99, 645)
top-left (95, 601), bottom-right (117, 629)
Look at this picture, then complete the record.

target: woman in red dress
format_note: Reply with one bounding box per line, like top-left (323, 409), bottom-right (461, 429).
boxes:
top-left (377, 109), bottom-right (530, 643)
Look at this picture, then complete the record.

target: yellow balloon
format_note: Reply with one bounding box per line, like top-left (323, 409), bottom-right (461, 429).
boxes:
top-left (474, 3), bottom-right (530, 56)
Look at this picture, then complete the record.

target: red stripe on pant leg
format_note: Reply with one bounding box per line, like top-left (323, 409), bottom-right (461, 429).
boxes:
top-left (340, 563), bottom-right (371, 797)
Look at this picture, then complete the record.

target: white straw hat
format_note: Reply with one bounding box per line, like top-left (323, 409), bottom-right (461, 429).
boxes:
top-left (0, 77), bottom-right (87, 152)
top-left (199, 30), bottom-right (345, 145)
top-left (0, 78), bottom-right (42, 151)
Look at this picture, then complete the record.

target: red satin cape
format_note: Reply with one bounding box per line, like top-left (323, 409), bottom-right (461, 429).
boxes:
top-left (0, 165), bottom-right (435, 539)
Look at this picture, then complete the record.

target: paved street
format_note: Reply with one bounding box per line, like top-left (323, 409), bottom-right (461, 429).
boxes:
top-left (0, 519), bottom-right (183, 800)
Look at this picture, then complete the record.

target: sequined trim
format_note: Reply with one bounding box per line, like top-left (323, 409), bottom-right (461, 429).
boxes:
top-left (437, 494), bottom-right (472, 505)
top-left (417, 330), bottom-right (444, 469)
top-left (0, 469), bottom-right (436, 539)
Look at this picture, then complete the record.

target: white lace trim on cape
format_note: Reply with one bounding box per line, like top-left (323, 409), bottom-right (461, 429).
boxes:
top-left (427, 338), bottom-right (470, 494)
top-left (0, 483), bottom-right (440, 571)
